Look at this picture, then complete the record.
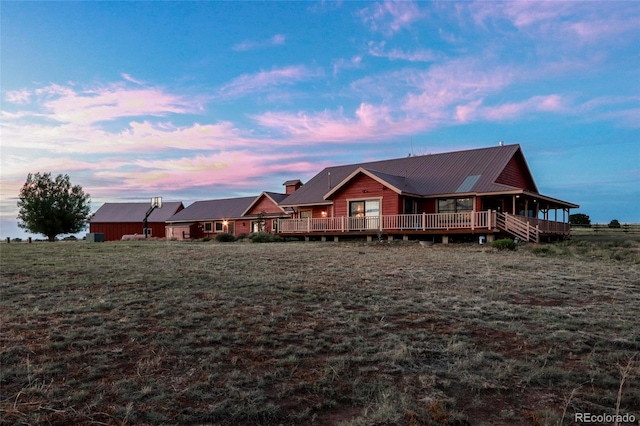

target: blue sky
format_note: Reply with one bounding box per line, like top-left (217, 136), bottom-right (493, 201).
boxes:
top-left (1, 1), bottom-right (639, 238)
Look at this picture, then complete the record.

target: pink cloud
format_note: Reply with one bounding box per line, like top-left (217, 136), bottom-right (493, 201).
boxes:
top-left (368, 41), bottom-right (436, 62)
top-left (41, 84), bottom-right (191, 126)
top-left (93, 151), bottom-right (325, 192)
top-left (232, 34), bottom-right (287, 51)
top-left (4, 89), bottom-right (31, 104)
top-left (252, 102), bottom-right (425, 143)
top-left (218, 65), bottom-right (321, 99)
top-left (456, 95), bottom-right (569, 123)
top-left (358, 1), bottom-right (424, 35)
top-left (332, 56), bottom-right (363, 76)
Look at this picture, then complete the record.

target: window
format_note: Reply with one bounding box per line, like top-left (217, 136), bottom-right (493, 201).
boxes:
top-left (214, 221), bottom-right (224, 232)
top-left (349, 199), bottom-right (380, 230)
top-left (349, 200), bottom-right (380, 217)
top-left (251, 220), bottom-right (265, 233)
top-left (203, 222), bottom-right (213, 232)
top-left (272, 219), bottom-right (278, 232)
top-left (438, 198), bottom-right (473, 213)
top-left (403, 198), bottom-right (417, 214)
top-left (299, 210), bottom-right (312, 219)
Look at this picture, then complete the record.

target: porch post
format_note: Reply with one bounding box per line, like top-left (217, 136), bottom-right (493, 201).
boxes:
top-left (525, 199), bottom-right (529, 217)
top-left (512, 196), bottom-right (516, 215)
top-left (422, 212), bottom-right (426, 231)
top-left (307, 217), bottom-right (310, 233)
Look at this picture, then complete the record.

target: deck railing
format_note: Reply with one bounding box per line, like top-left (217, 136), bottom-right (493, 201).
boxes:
top-left (277, 211), bottom-right (493, 233)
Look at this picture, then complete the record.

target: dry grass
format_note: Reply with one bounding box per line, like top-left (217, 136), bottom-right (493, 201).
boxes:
top-left (1, 237), bottom-right (639, 425)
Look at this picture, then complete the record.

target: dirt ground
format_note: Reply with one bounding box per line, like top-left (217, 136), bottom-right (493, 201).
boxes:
top-left (1, 237), bottom-right (638, 425)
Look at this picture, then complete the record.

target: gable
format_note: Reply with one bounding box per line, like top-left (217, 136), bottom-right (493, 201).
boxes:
top-left (328, 172), bottom-right (392, 200)
top-left (245, 193), bottom-right (284, 215)
top-left (495, 153), bottom-right (537, 191)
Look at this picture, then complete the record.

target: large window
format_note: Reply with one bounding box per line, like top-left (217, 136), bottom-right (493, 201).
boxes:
top-left (349, 200), bottom-right (379, 217)
top-left (214, 221), bottom-right (225, 232)
top-left (438, 198), bottom-right (473, 213)
top-left (203, 222), bottom-right (213, 232)
top-left (349, 199), bottom-right (380, 230)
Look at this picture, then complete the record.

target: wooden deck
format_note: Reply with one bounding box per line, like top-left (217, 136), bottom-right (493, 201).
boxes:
top-left (277, 211), bottom-right (570, 242)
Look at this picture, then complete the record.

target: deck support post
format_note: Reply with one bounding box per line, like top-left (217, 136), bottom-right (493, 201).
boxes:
top-left (334, 236), bottom-right (339, 242)
top-left (321, 236), bottom-right (326, 242)
top-left (366, 235), bottom-right (372, 242)
top-left (486, 234), bottom-right (495, 243)
top-left (442, 235), bottom-right (449, 244)
top-left (403, 235), bottom-right (409, 241)
top-left (305, 236), bottom-right (310, 242)
top-left (387, 235), bottom-right (394, 241)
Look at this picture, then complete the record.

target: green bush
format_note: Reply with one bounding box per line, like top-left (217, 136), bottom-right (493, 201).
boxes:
top-left (492, 238), bottom-right (517, 251)
top-left (249, 232), bottom-right (283, 243)
top-left (215, 233), bottom-right (237, 242)
top-left (531, 246), bottom-right (550, 255)
top-left (608, 219), bottom-right (621, 228)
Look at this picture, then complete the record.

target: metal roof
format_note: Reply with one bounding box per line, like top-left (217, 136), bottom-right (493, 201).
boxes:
top-left (281, 144), bottom-right (525, 206)
top-left (90, 202), bottom-right (184, 223)
top-left (166, 196), bottom-right (257, 222)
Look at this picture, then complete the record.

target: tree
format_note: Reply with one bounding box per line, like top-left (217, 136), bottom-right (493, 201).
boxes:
top-left (17, 173), bottom-right (91, 242)
top-left (569, 213), bottom-right (591, 227)
top-left (608, 219), bottom-right (621, 229)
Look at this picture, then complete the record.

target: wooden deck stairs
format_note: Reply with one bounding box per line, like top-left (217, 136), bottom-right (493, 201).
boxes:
top-left (495, 212), bottom-right (540, 243)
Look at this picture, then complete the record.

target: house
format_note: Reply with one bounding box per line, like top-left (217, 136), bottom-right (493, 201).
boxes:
top-left (276, 144), bottom-right (578, 243)
top-left (165, 192), bottom-right (290, 240)
top-left (89, 202), bottom-right (184, 241)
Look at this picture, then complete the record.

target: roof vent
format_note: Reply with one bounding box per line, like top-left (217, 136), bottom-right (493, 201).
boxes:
top-left (499, 141), bottom-right (504, 146)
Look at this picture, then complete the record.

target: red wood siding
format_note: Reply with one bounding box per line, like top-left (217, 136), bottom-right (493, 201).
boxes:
top-left (90, 222), bottom-right (167, 241)
top-left (495, 155), bottom-right (536, 191)
top-left (246, 195), bottom-right (283, 215)
top-left (330, 174), bottom-right (400, 217)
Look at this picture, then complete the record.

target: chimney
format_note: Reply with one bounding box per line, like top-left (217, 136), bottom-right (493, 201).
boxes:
top-left (283, 179), bottom-right (303, 195)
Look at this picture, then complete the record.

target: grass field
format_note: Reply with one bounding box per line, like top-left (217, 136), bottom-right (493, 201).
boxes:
top-left (1, 236), bottom-right (639, 425)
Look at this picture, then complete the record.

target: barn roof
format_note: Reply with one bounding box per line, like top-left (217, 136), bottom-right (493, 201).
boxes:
top-left (280, 144), bottom-right (534, 206)
top-left (166, 196), bottom-right (257, 222)
top-left (90, 202), bottom-right (184, 223)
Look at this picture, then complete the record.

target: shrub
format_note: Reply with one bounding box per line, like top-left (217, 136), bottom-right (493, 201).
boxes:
top-left (531, 246), bottom-right (550, 255)
top-left (608, 219), bottom-right (621, 228)
top-left (215, 233), bottom-right (237, 242)
top-left (249, 232), bottom-right (283, 243)
top-left (492, 238), bottom-right (516, 251)
top-left (569, 213), bottom-right (591, 227)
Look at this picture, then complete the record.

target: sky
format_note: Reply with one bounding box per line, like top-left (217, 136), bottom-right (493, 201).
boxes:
top-left (1, 1), bottom-right (639, 239)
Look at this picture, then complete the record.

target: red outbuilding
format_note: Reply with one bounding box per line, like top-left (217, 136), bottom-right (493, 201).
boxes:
top-left (89, 202), bottom-right (184, 241)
